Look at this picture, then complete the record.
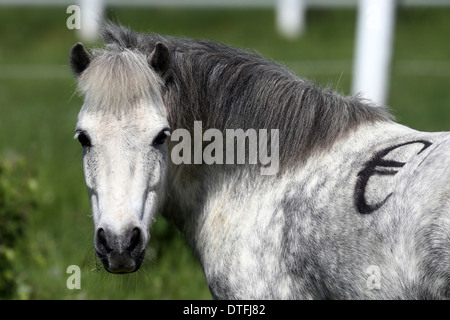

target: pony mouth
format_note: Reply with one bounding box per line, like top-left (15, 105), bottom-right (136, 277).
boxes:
top-left (96, 249), bottom-right (145, 274)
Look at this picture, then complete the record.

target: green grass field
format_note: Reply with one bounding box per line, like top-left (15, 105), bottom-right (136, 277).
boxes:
top-left (0, 6), bottom-right (449, 300)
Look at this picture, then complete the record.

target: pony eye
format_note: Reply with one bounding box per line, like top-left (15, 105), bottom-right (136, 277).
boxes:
top-left (152, 129), bottom-right (170, 146)
top-left (77, 131), bottom-right (92, 148)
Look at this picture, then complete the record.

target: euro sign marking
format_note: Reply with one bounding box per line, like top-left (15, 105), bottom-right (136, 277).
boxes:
top-left (355, 140), bottom-right (432, 214)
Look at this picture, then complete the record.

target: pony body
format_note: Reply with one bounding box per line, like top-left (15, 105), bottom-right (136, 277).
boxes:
top-left (70, 24), bottom-right (450, 299)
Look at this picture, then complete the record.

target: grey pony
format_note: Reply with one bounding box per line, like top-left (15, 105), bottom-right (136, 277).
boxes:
top-left (69, 23), bottom-right (450, 299)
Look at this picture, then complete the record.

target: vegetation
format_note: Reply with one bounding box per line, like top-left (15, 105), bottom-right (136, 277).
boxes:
top-left (0, 157), bottom-right (37, 298)
top-left (0, 7), bottom-right (448, 299)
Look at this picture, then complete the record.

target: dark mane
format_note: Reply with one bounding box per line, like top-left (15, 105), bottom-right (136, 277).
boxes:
top-left (99, 23), bottom-right (393, 168)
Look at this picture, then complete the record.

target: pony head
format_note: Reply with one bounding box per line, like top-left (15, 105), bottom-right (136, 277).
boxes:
top-left (70, 41), bottom-right (171, 273)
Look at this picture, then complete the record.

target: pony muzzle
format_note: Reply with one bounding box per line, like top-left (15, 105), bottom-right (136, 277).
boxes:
top-left (94, 226), bottom-right (147, 273)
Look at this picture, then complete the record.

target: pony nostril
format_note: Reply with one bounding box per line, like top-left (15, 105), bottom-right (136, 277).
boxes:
top-left (127, 227), bottom-right (142, 252)
top-left (94, 226), bottom-right (146, 273)
top-left (96, 228), bottom-right (113, 254)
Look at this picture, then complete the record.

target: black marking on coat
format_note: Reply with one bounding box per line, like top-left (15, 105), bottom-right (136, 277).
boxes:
top-left (355, 140), bottom-right (432, 214)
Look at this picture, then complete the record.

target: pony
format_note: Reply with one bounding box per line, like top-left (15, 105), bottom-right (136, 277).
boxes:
top-left (69, 23), bottom-right (450, 299)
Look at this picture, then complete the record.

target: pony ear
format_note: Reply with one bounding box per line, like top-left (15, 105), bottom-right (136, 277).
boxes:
top-left (69, 42), bottom-right (93, 77)
top-left (148, 42), bottom-right (171, 78)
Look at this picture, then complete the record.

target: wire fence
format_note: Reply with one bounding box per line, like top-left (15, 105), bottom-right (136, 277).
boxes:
top-left (1, 60), bottom-right (449, 80)
top-left (1, 0), bottom-right (450, 7)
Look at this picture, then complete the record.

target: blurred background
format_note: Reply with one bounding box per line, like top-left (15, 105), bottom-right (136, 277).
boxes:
top-left (0, 0), bottom-right (449, 300)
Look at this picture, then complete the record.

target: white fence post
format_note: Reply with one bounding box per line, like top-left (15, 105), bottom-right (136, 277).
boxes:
top-left (78, 0), bottom-right (105, 42)
top-left (276, 0), bottom-right (306, 39)
top-left (352, 0), bottom-right (396, 105)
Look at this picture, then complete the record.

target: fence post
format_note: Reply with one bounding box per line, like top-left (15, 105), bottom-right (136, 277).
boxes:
top-left (276, 0), bottom-right (306, 39)
top-left (78, 0), bottom-right (105, 42)
top-left (352, 0), bottom-right (396, 105)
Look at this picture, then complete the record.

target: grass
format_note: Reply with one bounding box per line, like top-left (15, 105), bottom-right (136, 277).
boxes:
top-left (0, 7), bottom-right (448, 299)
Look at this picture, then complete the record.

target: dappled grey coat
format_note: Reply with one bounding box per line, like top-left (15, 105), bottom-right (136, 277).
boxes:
top-left (70, 23), bottom-right (450, 299)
